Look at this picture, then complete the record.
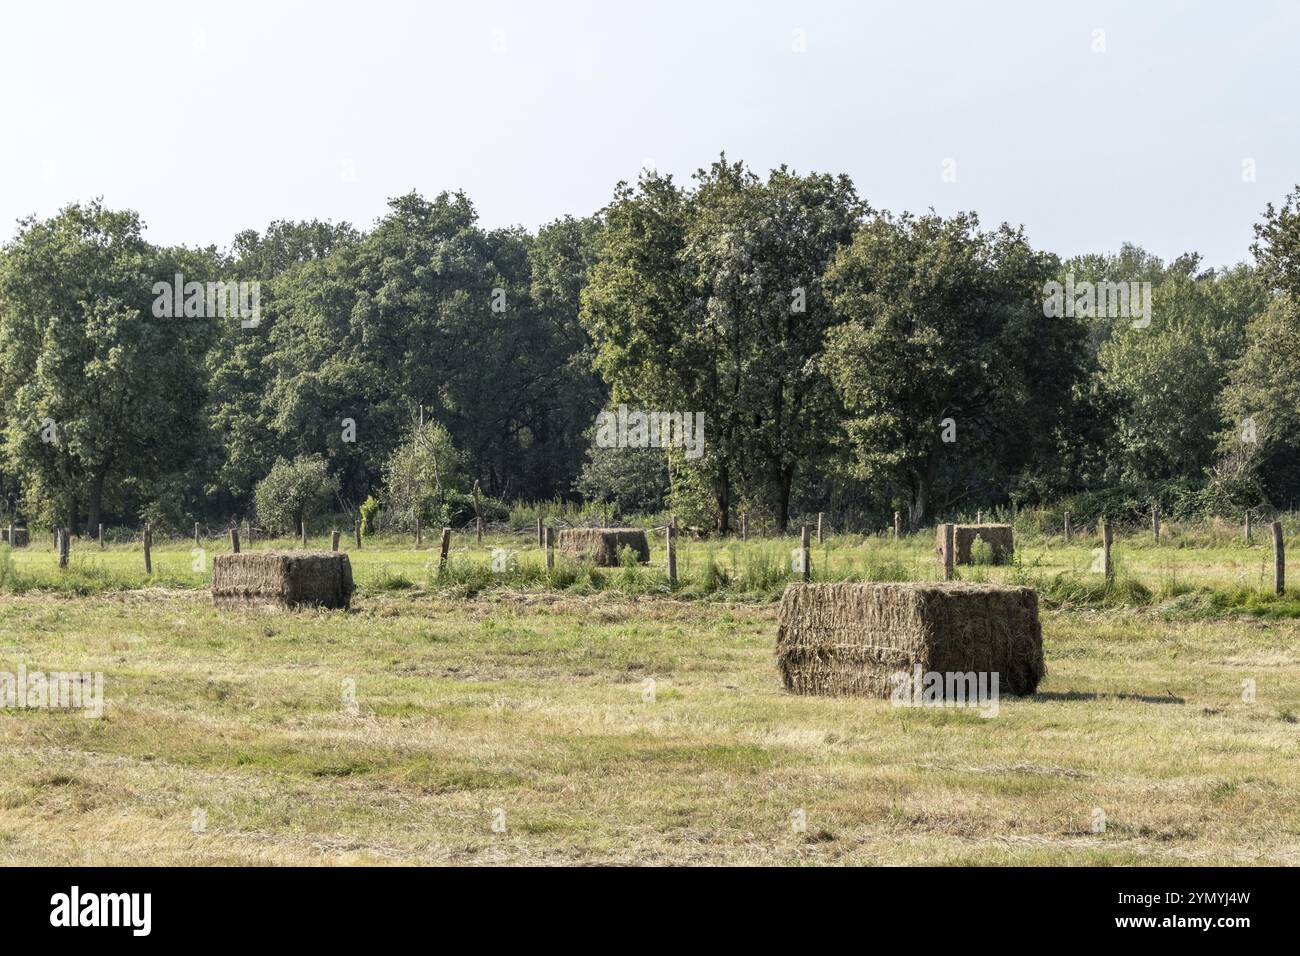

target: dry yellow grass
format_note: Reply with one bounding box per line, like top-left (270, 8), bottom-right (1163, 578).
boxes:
top-left (1, 590), bottom-right (1298, 865)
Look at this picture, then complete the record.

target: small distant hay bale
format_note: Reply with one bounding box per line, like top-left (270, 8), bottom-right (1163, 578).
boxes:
top-left (775, 582), bottom-right (1043, 698)
top-left (2, 528), bottom-right (29, 547)
top-left (556, 528), bottom-right (650, 566)
top-left (211, 551), bottom-right (354, 610)
top-left (936, 523), bottom-right (1014, 565)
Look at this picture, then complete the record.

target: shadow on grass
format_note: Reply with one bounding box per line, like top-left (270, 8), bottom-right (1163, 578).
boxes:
top-left (1033, 690), bottom-right (1185, 705)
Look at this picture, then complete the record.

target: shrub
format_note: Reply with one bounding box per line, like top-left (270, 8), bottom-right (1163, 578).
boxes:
top-left (254, 456), bottom-right (339, 536)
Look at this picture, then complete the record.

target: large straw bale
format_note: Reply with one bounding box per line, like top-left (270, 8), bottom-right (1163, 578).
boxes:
top-left (556, 528), bottom-right (650, 566)
top-left (935, 523), bottom-right (1014, 565)
top-left (775, 582), bottom-right (1043, 697)
top-left (211, 550), bottom-right (354, 610)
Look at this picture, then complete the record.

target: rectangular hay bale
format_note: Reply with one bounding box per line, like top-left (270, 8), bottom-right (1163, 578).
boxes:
top-left (211, 550), bottom-right (354, 610)
top-left (775, 582), bottom-right (1044, 697)
top-left (555, 528), bottom-right (650, 566)
top-left (2, 528), bottom-right (29, 547)
top-left (936, 523), bottom-right (1014, 565)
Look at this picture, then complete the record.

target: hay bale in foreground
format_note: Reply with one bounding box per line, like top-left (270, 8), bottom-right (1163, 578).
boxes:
top-left (556, 528), bottom-right (650, 566)
top-left (936, 523), bottom-right (1014, 565)
top-left (775, 582), bottom-right (1043, 697)
top-left (211, 551), bottom-right (354, 610)
top-left (2, 528), bottom-right (29, 547)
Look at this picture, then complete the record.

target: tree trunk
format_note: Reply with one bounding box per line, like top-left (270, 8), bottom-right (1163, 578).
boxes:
top-left (774, 467), bottom-right (794, 536)
top-left (908, 438), bottom-right (940, 531)
top-left (87, 471), bottom-right (105, 537)
top-left (909, 466), bottom-right (933, 531)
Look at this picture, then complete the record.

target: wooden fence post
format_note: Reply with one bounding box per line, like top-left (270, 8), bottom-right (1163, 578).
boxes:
top-left (331, 530), bottom-right (341, 552)
top-left (1152, 505), bottom-right (1160, 541)
top-left (545, 526), bottom-right (554, 571)
top-left (476, 517), bottom-right (483, 546)
top-left (355, 521), bottom-right (362, 549)
top-left (816, 512), bottom-right (824, 543)
top-left (143, 525), bottom-right (153, 575)
top-left (1064, 512), bottom-right (1071, 543)
top-left (740, 512), bottom-right (747, 541)
top-left (98, 523), bottom-right (104, 549)
top-left (300, 521), bottom-right (307, 548)
top-left (230, 527), bottom-right (240, 554)
top-left (977, 510), bottom-right (983, 525)
top-left (6, 521), bottom-right (13, 548)
top-left (415, 516), bottom-right (422, 547)
top-left (894, 511), bottom-right (901, 540)
top-left (1102, 520), bottom-right (1114, 584)
top-left (438, 527), bottom-right (451, 575)
top-left (942, 523), bottom-right (955, 581)
top-left (536, 517), bottom-right (543, 547)
top-left (800, 525), bottom-right (811, 582)
top-left (666, 523), bottom-right (677, 587)
top-left (1272, 521), bottom-right (1285, 595)
top-left (194, 522), bottom-right (200, 546)
top-left (58, 528), bottom-right (69, 568)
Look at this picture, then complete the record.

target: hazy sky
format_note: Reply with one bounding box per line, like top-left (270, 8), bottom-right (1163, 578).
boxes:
top-left (3, 0), bottom-right (1296, 267)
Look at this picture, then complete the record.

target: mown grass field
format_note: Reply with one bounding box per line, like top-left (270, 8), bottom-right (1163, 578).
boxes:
top-left (1, 524), bottom-right (1298, 865)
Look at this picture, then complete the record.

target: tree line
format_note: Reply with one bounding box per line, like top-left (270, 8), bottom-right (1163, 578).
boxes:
top-left (2, 156), bottom-right (1298, 536)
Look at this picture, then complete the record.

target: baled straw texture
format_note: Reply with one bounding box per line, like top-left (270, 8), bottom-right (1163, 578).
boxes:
top-left (556, 528), bottom-right (650, 566)
top-left (211, 550), bottom-right (355, 610)
top-left (775, 582), bottom-right (1043, 697)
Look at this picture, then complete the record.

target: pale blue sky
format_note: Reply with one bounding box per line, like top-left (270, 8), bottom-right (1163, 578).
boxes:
top-left (2, 0), bottom-right (1296, 267)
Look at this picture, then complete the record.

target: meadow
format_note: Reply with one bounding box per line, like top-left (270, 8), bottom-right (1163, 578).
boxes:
top-left (1, 519), bottom-right (1298, 865)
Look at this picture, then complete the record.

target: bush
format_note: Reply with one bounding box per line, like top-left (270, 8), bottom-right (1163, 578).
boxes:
top-left (254, 455), bottom-right (339, 536)
top-left (359, 496), bottom-right (380, 536)
top-left (381, 421), bottom-right (465, 532)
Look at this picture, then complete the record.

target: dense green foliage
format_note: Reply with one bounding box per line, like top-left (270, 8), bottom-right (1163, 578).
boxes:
top-left (252, 455), bottom-right (338, 536)
top-left (1, 162), bottom-right (1297, 533)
